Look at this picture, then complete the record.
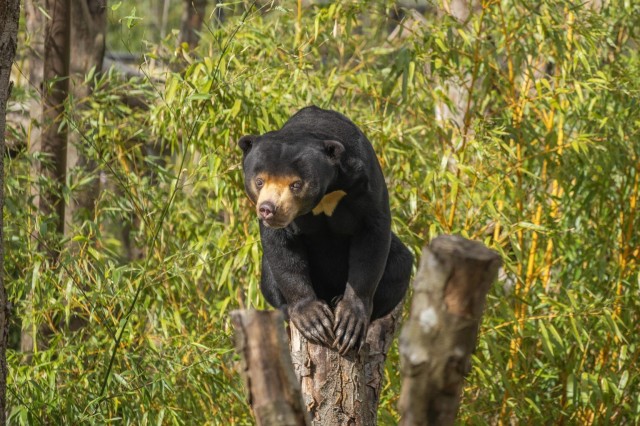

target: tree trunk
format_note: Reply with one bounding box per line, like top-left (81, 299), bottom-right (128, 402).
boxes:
top-left (179, 0), bottom-right (208, 50)
top-left (21, 0), bottom-right (71, 357)
top-left (40, 0), bottom-right (71, 239)
top-left (21, 0), bottom-right (47, 356)
top-left (24, 0), bottom-right (45, 163)
top-left (24, 0), bottom-right (45, 225)
top-left (0, 1), bottom-right (21, 422)
top-left (290, 303), bottom-right (403, 426)
top-left (435, 0), bottom-right (481, 153)
top-left (398, 235), bottom-right (501, 425)
top-left (64, 0), bottom-right (107, 237)
top-left (231, 310), bottom-right (311, 426)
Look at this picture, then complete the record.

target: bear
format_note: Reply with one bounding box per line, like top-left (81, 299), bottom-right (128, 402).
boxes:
top-left (238, 106), bottom-right (413, 355)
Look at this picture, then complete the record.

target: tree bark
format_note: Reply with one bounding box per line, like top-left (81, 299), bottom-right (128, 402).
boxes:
top-left (179, 0), bottom-right (208, 50)
top-left (64, 0), bottom-right (107, 237)
top-left (290, 303), bottom-right (403, 426)
top-left (398, 235), bottom-right (501, 426)
top-left (40, 0), bottom-right (71, 238)
top-left (0, 1), bottom-right (21, 423)
top-left (231, 310), bottom-right (311, 426)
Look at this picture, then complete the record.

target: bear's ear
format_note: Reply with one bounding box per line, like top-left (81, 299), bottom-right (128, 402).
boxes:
top-left (323, 140), bottom-right (345, 164)
top-left (238, 135), bottom-right (258, 155)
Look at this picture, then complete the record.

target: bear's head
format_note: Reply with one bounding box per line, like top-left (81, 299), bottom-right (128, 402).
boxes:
top-left (238, 134), bottom-right (344, 228)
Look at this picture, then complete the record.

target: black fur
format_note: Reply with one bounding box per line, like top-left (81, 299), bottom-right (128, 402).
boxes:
top-left (238, 106), bottom-right (413, 354)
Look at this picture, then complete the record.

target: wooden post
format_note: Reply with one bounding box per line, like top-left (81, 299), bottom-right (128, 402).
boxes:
top-left (398, 235), bottom-right (501, 425)
top-left (231, 310), bottom-right (310, 426)
top-left (290, 303), bottom-right (403, 426)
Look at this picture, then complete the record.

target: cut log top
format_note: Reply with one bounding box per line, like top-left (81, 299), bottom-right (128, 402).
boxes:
top-left (430, 234), bottom-right (502, 262)
top-left (415, 235), bottom-right (501, 319)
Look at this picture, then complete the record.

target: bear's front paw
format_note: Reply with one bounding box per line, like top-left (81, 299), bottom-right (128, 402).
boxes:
top-left (333, 297), bottom-right (370, 355)
top-left (289, 299), bottom-right (335, 347)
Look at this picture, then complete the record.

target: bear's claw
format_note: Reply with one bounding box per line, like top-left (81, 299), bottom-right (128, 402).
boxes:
top-left (333, 297), bottom-right (368, 355)
top-left (290, 299), bottom-right (335, 346)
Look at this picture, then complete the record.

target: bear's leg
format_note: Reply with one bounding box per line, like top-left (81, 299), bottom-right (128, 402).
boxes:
top-left (260, 257), bottom-right (290, 318)
top-left (371, 233), bottom-right (413, 320)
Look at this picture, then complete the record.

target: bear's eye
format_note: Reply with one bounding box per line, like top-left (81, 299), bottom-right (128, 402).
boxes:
top-left (290, 181), bottom-right (303, 191)
top-left (255, 178), bottom-right (264, 189)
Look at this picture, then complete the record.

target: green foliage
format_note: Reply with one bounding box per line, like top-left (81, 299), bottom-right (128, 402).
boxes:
top-left (6, 0), bottom-right (640, 424)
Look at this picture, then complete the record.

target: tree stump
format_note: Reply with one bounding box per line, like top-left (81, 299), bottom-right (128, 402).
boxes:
top-left (289, 303), bottom-right (403, 426)
top-left (231, 310), bottom-right (310, 426)
top-left (398, 235), bottom-right (501, 426)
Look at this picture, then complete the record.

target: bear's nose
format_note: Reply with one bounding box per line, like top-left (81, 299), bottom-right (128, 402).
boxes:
top-left (259, 202), bottom-right (276, 220)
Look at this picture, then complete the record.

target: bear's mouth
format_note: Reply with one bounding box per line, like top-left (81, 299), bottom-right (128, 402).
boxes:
top-left (261, 218), bottom-right (290, 229)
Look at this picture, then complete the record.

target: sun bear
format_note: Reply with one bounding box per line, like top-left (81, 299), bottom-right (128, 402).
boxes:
top-left (238, 106), bottom-right (412, 354)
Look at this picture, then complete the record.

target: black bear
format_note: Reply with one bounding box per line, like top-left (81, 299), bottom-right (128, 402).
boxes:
top-left (238, 106), bottom-right (413, 354)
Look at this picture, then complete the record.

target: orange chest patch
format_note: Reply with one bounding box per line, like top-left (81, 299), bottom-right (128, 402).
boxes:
top-left (312, 190), bottom-right (347, 216)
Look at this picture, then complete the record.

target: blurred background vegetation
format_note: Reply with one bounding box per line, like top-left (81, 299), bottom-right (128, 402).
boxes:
top-left (5, 0), bottom-right (639, 424)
